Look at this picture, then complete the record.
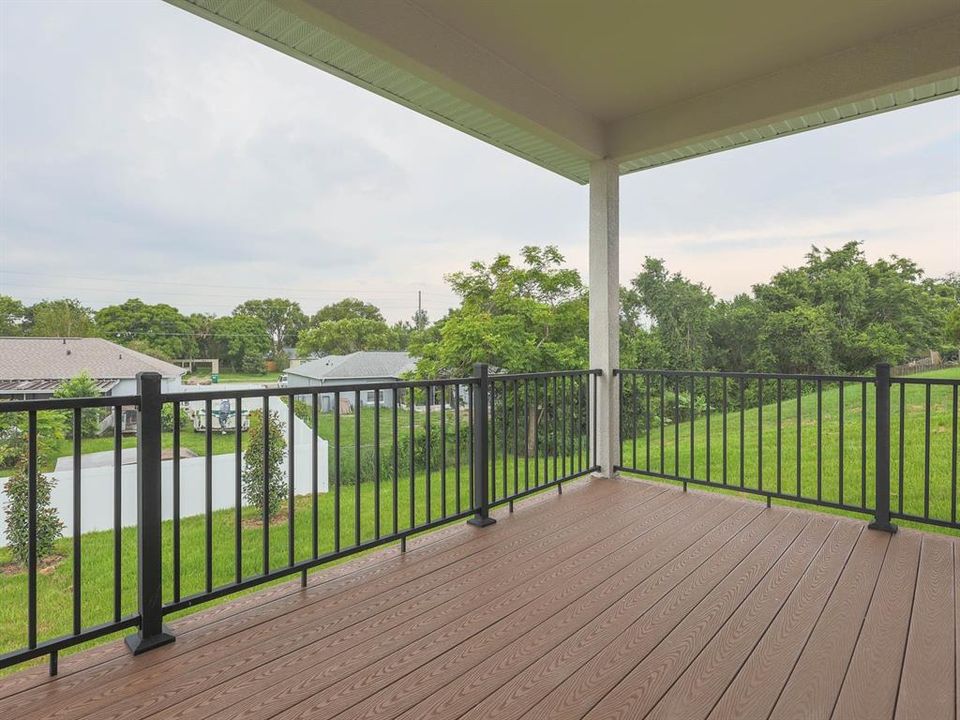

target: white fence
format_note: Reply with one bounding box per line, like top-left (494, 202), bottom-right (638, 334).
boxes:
top-left (0, 395), bottom-right (329, 545)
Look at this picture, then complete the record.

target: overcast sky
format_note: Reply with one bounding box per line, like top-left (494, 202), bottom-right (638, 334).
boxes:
top-left (1, 1), bottom-right (958, 324)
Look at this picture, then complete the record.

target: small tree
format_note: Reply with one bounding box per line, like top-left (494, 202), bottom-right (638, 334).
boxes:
top-left (3, 456), bottom-right (64, 567)
top-left (241, 409), bottom-right (287, 519)
top-left (54, 372), bottom-right (104, 438)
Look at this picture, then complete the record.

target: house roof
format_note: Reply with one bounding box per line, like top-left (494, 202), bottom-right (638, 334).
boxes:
top-left (286, 351), bottom-right (416, 381)
top-left (166, 0), bottom-right (959, 183)
top-left (0, 337), bottom-right (188, 382)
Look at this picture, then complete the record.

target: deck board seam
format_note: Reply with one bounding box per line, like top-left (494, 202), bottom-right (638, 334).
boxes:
top-left (891, 533), bottom-right (925, 720)
top-left (580, 512), bottom-right (815, 719)
top-left (825, 529), bottom-right (891, 720)
top-left (194, 494), bottom-right (730, 720)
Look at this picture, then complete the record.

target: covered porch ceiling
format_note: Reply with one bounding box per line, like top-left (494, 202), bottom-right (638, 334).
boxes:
top-left (166, 0), bottom-right (959, 183)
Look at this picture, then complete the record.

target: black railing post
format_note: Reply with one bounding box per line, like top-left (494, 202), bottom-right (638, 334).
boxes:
top-left (869, 363), bottom-right (898, 534)
top-left (125, 372), bottom-right (176, 654)
top-left (468, 363), bottom-right (496, 527)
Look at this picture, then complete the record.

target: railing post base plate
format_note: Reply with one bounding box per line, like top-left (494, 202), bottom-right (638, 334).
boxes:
top-left (467, 516), bottom-right (496, 528)
top-left (867, 520), bottom-right (898, 534)
top-left (125, 625), bottom-right (175, 656)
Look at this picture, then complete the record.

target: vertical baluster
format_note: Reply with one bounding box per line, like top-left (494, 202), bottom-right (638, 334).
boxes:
top-left (796, 379), bottom-right (802, 498)
top-left (739, 378), bottom-right (745, 489)
top-left (776, 378), bottom-right (782, 496)
top-left (924, 383), bottom-right (931, 520)
top-left (523, 379), bottom-right (530, 490)
top-left (72, 409), bottom-right (82, 634)
top-left (674, 376), bottom-right (680, 478)
top-left (646, 373), bottom-right (652, 472)
top-left (333, 392), bottom-right (341, 554)
top-left (113, 404), bottom-right (121, 623)
top-left (502, 380), bottom-right (508, 496)
top-left (898, 382), bottom-right (905, 514)
top-left (860, 382), bottom-right (867, 511)
top-left (408, 388), bottom-right (415, 529)
top-left (441, 386), bottom-right (447, 518)
top-left (722, 378), bottom-right (728, 486)
top-left (690, 375), bottom-right (695, 478)
top-left (490, 381), bottom-right (497, 500)
top-left (951, 384), bottom-right (957, 526)
top-left (513, 379), bottom-right (519, 494)
top-left (533, 379), bottom-right (539, 486)
top-left (392, 389), bottom-right (399, 535)
top-left (816, 379), bottom-right (822, 501)
top-left (632, 373), bottom-right (638, 471)
top-left (592, 372), bottom-right (598, 470)
top-left (27, 411), bottom-right (37, 649)
top-left (425, 385), bottom-right (432, 524)
top-left (262, 395), bottom-right (270, 572)
top-left (173, 402), bottom-right (182, 601)
top-left (374, 390), bottom-right (381, 539)
top-left (354, 390), bottom-right (361, 546)
top-left (758, 379), bottom-right (763, 494)
top-left (288, 394), bottom-right (296, 565)
top-left (706, 375), bottom-right (711, 482)
top-left (617, 372), bottom-right (623, 470)
top-left (552, 376), bottom-right (558, 483)
top-left (204, 398), bottom-right (213, 593)
top-left (311, 394), bottom-right (318, 559)
top-left (455, 384), bottom-right (462, 514)
top-left (839, 383), bottom-right (844, 506)
top-left (235, 398), bottom-right (242, 582)
top-left (660, 375), bottom-right (666, 475)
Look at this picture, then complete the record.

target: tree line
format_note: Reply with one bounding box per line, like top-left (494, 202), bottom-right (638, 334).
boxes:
top-left (2, 241), bottom-right (957, 376)
top-left (0, 295), bottom-right (428, 373)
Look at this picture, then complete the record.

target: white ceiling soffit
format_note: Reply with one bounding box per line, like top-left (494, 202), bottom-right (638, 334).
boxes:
top-left (166, 0), bottom-right (960, 184)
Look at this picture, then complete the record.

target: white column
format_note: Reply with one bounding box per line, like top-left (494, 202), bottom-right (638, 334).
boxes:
top-left (589, 158), bottom-right (620, 477)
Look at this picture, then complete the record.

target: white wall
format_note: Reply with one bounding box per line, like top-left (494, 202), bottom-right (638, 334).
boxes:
top-left (0, 395), bottom-right (328, 545)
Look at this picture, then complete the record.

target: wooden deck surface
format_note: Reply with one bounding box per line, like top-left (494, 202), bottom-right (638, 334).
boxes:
top-left (1, 478), bottom-right (957, 720)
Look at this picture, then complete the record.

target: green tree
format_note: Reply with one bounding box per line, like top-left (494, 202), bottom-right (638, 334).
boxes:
top-left (0, 295), bottom-right (26, 335)
top-left (753, 306), bottom-right (834, 373)
top-left (241, 409), bottom-right (287, 519)
top-left (95, 299), bottom-right (197, 359)
top-left (234, 299), bottom-right (306, 365)
top-left (53, 372), bottom-right (105, 438)
top-left (297, 318), bottom-right (398, 357)
top-left (311, 298), bottom-right (384, 324)
top-left (3, 459), bottom-right (63, 567)
top-left (29, 298), bottom-right (96, 338)
top-left (212, 314), bottom-right (271, 373)
top-left (415, 245), bottom-right (587, 377)
top-left (946, 305), bottom-right (960, 358)
top-left (628, 258), bottom-right (715, 370)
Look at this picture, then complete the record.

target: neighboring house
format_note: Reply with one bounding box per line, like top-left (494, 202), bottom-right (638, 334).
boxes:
top-left (0, 337), bottom-right (187, 430)
top-left (284, 351), bottom-right (417, 411)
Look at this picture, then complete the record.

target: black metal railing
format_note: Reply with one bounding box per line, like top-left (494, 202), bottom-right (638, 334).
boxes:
top-left (615, 364), bottom-right (959, 532)
top-left (0, 365), bottom-right (599, 673)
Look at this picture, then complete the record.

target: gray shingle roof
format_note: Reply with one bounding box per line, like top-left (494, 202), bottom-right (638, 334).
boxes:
top-left (0, 337), bottom-right (187, 381)
top-left (287, 351), bottom-right (416, 381)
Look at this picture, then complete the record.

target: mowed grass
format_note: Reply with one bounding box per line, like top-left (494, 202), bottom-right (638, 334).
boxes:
top-left (618, 367), bottom-right (959, 533)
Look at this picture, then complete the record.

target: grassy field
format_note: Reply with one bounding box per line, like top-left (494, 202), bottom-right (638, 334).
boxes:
top-left (618, 367), bottom-right (959, 531)
top-left (183, 371), bottom-right (281, 384)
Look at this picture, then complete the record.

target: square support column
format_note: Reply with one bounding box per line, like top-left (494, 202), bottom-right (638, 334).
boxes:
top-left (589, 158), bottom-right (619, 477)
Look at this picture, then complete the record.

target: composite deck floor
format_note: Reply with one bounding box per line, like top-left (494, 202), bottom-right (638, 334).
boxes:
top-left (1, 478), bottom-right (958, 720)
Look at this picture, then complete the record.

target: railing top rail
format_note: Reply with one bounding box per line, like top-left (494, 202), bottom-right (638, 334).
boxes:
top-left (0, 394), bottom-right (140, 413)
top-left (614, 368), bottom-right (870, 384)
top-left (491, 368), bottom-right (602, 381)
top-left (891, 376), bottom-right (960, 386)
top-left (161, 375), bottom-right (478, 403)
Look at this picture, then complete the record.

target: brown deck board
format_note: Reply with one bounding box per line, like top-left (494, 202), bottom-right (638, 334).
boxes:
top-left (16, 481), bottom-right (659, 720)
top-left (830, 529), bottom-right (921, 720)
top-left (3, 479), bottom-right (638, 720)
top-left (0, 478), bottom-right (956, 720)
top-left (767, 524), bottom-right (890, 720)
top-left (894, 534), bottom-right (956, 720)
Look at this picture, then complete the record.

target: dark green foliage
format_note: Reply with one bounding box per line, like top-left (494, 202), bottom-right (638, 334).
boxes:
top-left (241, 409), bottom-right (287, 518)
top-left (95, 298), bottom-right (197, 359)
top-left (2, 459), bottom-right (63, 567)
top-left (160, 404), bottom-right (190, 433)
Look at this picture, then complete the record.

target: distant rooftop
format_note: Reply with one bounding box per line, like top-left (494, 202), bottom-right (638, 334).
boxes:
top-left (0, 337), bottom-right (187, 381)
top-left (287, 351), bottom-right (416, 382)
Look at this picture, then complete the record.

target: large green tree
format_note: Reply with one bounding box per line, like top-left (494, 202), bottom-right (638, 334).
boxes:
top-left (0, 295), bottom-right (26, 335)
top-left (297, 317), bottom-right (398, 357)
top-left (234, 299), bottom-right (306, 364)
top-left (415, 245), bottom-right (587, 377)
top-left (213, 314), bottom-right (272, 372)
top-left (95, 299), bottom-right (196, 359)
top-left (29, 298), bottom-right (96, 338)
top-left (311, 298), bottom-right (384, 324)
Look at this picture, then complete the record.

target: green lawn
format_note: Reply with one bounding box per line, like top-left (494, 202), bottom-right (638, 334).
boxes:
top-left (183, 372), bottom-right (281, 384)
top-left (618, 367), bottom-right (959, 532)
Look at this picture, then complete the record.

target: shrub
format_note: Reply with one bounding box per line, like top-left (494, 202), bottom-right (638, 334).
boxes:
top-left (241, 409), bottom-right (287, 518)
top-left (2, 458), bottom-right (64, 567)
top-left (54, 372), bottom-right (106, 438)
top-left (160, 404), bottom-right (190, 432)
